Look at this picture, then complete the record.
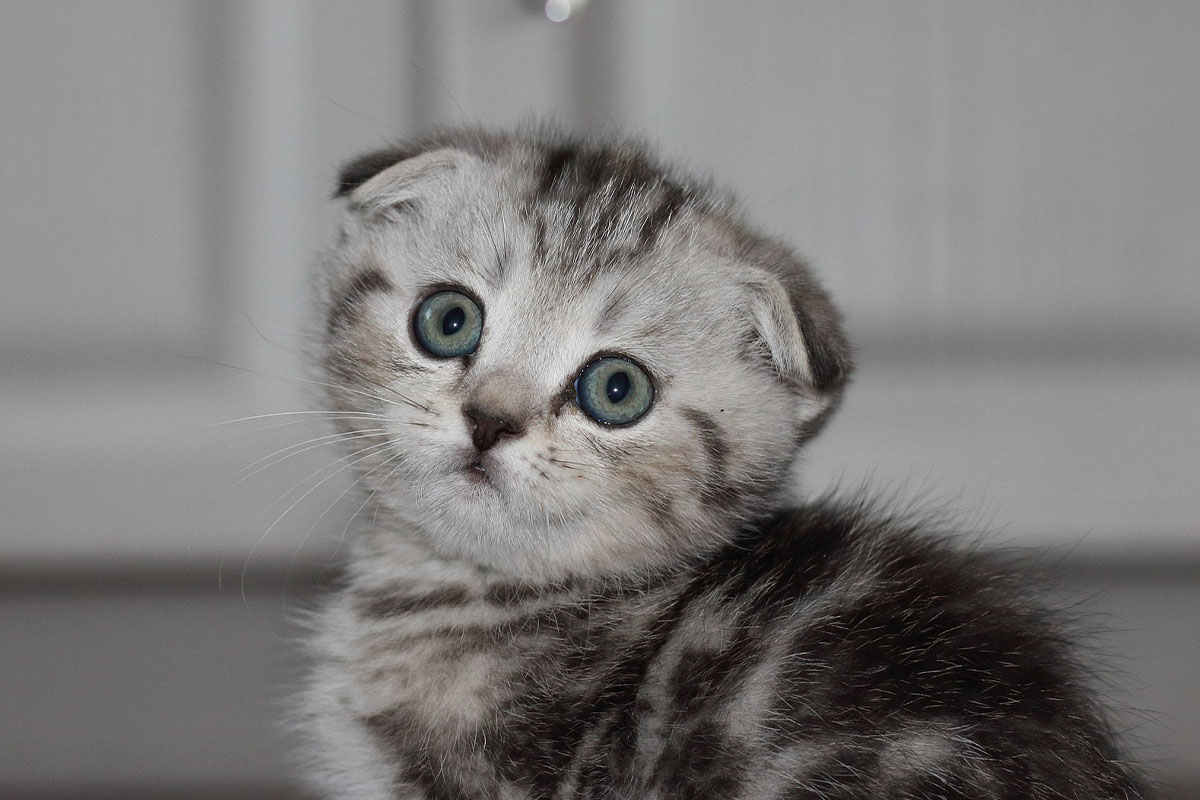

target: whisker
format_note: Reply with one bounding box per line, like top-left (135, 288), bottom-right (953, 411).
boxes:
top-left (282, 452), bottom-right (403, 606)
top-left (377, 383), bottom-right (436, 414)
top-left (328, 452), bottom-right (409, 572)
top-left (547, 445), bottom-right (593, 456)
top-left (251, 437), bottom-right (395, 519)
top-left (238, 438), bottom-right (398, 603)
top-left (548, 458), bottom-right (591, 468)
top-left (241, 313), bottom-right (311, 361)
top-left (209, 410), bottom-right (388, 429)
top-left (373, 456), bottom-right (417, 526)
top-left (313, 376), bottom-right (432, 414)
top-left (183, 354), bottom-right (432, 413)
top-left (235, 428), bottom-right (389, 484)
top-left (218, 415), bottom-right (383, 441)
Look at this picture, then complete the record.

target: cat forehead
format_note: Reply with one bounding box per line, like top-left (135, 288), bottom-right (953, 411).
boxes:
top-left (458, 173), bottom-right (730, 294)
top-left (407, 248), bottom-right (720, 377)
top-left (342, 146), bottom-right (754, 370)
top-left (345, 135), bottom-right (720, 281)
top-left (414, 206), bottom-right (733, 345)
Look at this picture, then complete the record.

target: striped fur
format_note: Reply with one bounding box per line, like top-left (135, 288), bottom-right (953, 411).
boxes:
top-left (299, 127), bottom-right (1142, 799)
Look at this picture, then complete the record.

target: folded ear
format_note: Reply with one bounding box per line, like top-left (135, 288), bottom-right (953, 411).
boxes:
top-left (336, 146), bottom-right (422, 197)
top-left (337, 147), bottom-right (472, 220)
top-left (740, 265), bottom-right (852, 396)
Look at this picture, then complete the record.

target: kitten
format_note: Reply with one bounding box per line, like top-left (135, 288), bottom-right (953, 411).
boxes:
top-left (298, 127), bottom-right (1143, 799)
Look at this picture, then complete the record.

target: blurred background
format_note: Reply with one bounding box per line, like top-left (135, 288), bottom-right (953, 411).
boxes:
top-left (2, 1), bottom-right (1197, 797)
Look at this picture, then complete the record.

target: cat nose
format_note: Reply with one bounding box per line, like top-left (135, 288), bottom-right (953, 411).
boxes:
top-left (463, 369), bottom-right (535, 451)
top-left (463, 406), bottom-right (525, 451)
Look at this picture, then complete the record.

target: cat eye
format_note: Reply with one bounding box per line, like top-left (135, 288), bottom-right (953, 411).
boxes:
top-left (575, 357), bottom-right (654, 426)
top-left (413, 289), bottom-right (483, 358)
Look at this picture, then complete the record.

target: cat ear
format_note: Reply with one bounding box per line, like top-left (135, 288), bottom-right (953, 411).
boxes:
top-left (740, 266), bottom-right (852, 396)
top-left (337, 147), bottom-right (472, 219)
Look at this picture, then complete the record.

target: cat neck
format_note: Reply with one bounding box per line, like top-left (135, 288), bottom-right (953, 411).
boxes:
top-left (343, 503), bottom-right (699, 598)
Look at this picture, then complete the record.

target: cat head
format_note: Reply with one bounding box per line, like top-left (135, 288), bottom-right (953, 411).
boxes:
top-left (318, 127), bottom-right (851, 577)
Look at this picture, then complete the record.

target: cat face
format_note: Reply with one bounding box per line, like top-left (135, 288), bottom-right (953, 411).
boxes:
top-left (318, 131), bottom-right (850, 577)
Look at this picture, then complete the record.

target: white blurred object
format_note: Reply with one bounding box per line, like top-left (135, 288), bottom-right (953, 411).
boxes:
top-left (522, 0), bottom-right (590, 23)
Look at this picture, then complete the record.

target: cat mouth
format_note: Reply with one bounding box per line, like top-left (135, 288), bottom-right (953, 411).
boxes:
top-left (463, 457), bottom-right (496, 488)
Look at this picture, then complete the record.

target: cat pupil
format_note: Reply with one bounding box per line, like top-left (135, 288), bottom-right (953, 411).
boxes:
top-left (606, 371), bottom-right (630, 403)
top-left (442, 306), bottom-right (465, 336)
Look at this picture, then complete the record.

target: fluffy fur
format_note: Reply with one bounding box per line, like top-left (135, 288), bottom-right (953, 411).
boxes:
top-left (298, 127), bottom-right (1142, 799)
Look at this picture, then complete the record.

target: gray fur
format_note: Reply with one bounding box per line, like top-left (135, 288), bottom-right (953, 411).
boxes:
top-left (298, 127), bottom-right (1141, 799)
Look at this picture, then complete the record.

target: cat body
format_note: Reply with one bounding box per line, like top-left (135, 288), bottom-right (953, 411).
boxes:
top-left (299, 127), bottom-right (1141, 799)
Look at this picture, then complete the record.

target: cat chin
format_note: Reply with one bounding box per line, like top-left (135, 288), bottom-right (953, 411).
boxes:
top-left (379, 482), bottom-right (674, 577)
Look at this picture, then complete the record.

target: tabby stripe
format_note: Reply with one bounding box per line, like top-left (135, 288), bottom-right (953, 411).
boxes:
top-left (680, 407), bottom-right (737, 507)
top-left (356, 585), bottom-right (472, 618)
top-left (573, 150), bottom-right (609, 197)
top-left (531, 214), bottom-right (550, 269)
top-left (681, 407), bottom-right (728, 473)
top-left (638, 487), bottom-right (676, 536)
top-left (537, 145), bottom-right (577, 197)
top-left (650, 718), bottom-right (749, 798)
top-left (504, 586), bottom-right (704, 790)
top-left (327, 268), bottom-right (395, 334)
top-left (485, 579), bottom-right (577, 606)
top-left (638, 183), bottom-right (687, 247)
top-left (573, 249), bottom-right (621, 288)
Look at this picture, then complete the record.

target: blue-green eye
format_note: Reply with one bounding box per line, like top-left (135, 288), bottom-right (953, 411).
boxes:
top-left (414, 290), bottom-right (483, 358)
top-left (575, 357), bottom-right (654, 426)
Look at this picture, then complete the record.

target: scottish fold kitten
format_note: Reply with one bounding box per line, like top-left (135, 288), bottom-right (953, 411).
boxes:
top-left (299, 127), bottom-right (1142, 799)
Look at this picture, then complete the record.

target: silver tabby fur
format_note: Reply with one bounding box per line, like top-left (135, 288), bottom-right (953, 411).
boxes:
top-left (298, 127), bottom-right (1142, 799)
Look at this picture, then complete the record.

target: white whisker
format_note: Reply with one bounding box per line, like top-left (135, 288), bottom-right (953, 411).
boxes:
top-left (281, 452), bottom-right (404, 606)
top-left (235, 428), bottom-right (389, 484)
top-left (184, 354), bottom-right (432, 413)
top-left (238, 438), bottom-right (398, 603)
top-left (328, 454), bottom-right (409, 568)
top-left (209, 410), bottom-right (389, 429)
